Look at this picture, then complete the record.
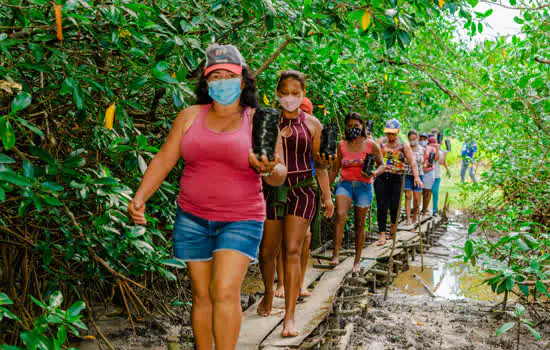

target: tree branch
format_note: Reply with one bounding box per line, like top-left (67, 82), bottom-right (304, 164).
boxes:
top-left (253, 37), bottom-right (293, 77)
top-left (535, 57), bottom-right (550, 64)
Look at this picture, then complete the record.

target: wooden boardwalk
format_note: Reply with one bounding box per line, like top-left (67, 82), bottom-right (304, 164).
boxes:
top-left (237, 216), bottom-right (441, 349)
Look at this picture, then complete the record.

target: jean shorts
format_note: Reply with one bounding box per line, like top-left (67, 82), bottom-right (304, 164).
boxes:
top-left (172, 207), bottom-right (264, 262)
top-left (335, 180), bottom-right (374, 208)
top-left (423, 171), bottom-right (435, 190)
top-left (404, 174), bottom-right (424, 193)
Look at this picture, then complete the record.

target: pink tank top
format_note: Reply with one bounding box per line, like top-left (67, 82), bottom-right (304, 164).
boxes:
top-left (339, 140), bottom-right (374, 183)
top-left (177, 105), bottom-right (265, 222)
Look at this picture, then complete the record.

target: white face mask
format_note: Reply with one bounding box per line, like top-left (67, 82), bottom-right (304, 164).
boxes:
top-left (419, 140), bottom-right (428, 147)
top-left (278, 94), bottom-right (304, 112)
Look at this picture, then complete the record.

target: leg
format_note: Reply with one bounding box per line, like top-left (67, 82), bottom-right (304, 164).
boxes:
top-left (388, 174), bottom-right (403, 235)
top-left (187, 261), bottom-right (214, 350)
top-left (460, 161), bottom-right (468, 183)
top-left (300, 227), bottom-right (312, 297)
top-left (374, 176), bottom-right (389, 245)
top-left (274, 251), bottom-right (284, 298)
top-left (432, 177), bottom-right (441, 214)
top-left (422, 189), bottom-right (432, 216)
top-left (469, 162), bottom-right (477, 183)
top-left (258, 219), bottom-right (283, 316)
top-left (353, 206), bottom-right (369, 273)
top-left (412, 191), bottom-right (422, 223)
top-left (210, 251), bottom-right (251, 350)
top-left (282, 215), bottom-right (310, 337)
top-left (405, 190), bottom-right (412, 224)
top-left (331, 194), bottom-right (352, 265)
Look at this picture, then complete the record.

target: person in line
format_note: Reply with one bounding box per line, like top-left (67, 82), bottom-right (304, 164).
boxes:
top-left (258, 70), bottom-right (334, 338)
top-left (432, 138), bottom-right (450, 217)
top-left (329, 112), bottom-right (384, 273)
top-left (420, 134), bottom-right (440, 218)
top-left (375, 119), bottom-right (422, 246)
top-left (461, 139), bottom-right (478, 183)
top-left (404, 130), bottom-right (425, 225)
top-left (128, 44), bottom-right (287, 350)
top-left (274, 96), bottom-right (314, 299)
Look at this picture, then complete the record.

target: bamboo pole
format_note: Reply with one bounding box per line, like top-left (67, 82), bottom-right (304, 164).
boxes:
top-left (418, 210), bottom-right (424, 272)
top-left (384, 174), bottom-right (406, 301)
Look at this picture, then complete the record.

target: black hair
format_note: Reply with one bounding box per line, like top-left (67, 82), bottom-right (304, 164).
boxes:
top-left (344, 112), bottom-right (367, 137)
top-left (195, 66), bottom-right (259, 108)
top-left (276, 70), bottom-right (306, 91)
top-left (407, 129), bottom-right (418, 138)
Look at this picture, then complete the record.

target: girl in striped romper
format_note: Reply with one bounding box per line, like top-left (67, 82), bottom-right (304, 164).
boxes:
top-left (258, 70), bottom-right (334, 338)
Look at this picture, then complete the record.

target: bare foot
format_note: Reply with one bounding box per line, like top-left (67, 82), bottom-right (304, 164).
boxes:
top-left (282, 318), bottom-right (299, 337)
top-left (274, 285), bottom-right (285, 298)
top-left (329, 256), bottom-right (339, 266)
top-left (257, 297), bottom-right (272, 317)
top-left (300, 288), bottom-right (312, 297)
top-left (352, 263), bottom-right (361, 273)
top-left (376, 233), bottom-right (387, 246)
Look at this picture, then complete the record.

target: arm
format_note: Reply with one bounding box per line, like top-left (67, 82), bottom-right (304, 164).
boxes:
top-left (441, 151), bottom-right (451, 176)
top-left (310, 116), bottom-right (334, 218)
top-left (128, 107), bottom-right (197, 224)
top-left (371, 142), bottom-right (385, 177)
top-left (433, 145), bottom-right (441, 162)
top-left (403, 143), bottom-right (422, 187)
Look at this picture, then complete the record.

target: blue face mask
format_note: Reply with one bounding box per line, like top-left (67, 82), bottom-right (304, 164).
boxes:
top-left (208, 78), bottom-right (242, 106)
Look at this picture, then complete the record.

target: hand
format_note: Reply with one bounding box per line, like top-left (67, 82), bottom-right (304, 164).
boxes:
top-left (446, 169), bottom-right (451, 178)
top-left (321, 197), bottom-right (334, 218)
top-left (361, 171), bottom-right (375, 179)
top-left (249, 149), bottom-right (281, 174)
top-left (128, 198), bottom-right (147, 225)
top-left (316, 152), bottom-right (335, 168)
top-left (414, 176), bottom-right (423, 188)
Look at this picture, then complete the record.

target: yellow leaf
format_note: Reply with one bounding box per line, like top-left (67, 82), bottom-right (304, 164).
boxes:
top-left (439, 0), bottom-right (445, 9)
top-left (394, 17), bottom-right (399, 26)
top-left (171, 72), bottom-right (176, 78)
top-left (323, 109), bottom-right (327, 116)
top-left (317, 104), bottom-right (325, 108)
top-left (361, 11), bottom-right (371, 30)
top-left (384, 74), bottom-right (388, 82)
top-left (352, 84), bottom-right (357, 88)
top-left (415, 321), bottom-right (424, 326)
top-left (84, 335), bottom-right (96, 340)
top-left (105, 103), bottom-right (116, 130)
top-left (402, 91), bottom-right (412, 95)
top-left (421, 101), bottom-right (426, 108)
top-left (330, 92), bottom-right (333, 97)
top-left (502, 48), bottom-right (507, 59)
top-left (263, 93), bottom-right (270, 105)
top-left (53, 4), bottom-right (63, 42)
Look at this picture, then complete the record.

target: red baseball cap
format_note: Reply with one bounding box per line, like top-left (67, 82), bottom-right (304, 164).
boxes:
top-left (300, 97), bottom-right (313, 114)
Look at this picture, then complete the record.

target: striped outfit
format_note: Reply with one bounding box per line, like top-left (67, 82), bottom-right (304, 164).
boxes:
top-left (265, 110), bottom-right (317, 221)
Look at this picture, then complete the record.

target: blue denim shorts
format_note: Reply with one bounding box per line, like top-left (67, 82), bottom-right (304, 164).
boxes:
top-left (335, 180), bottom-right (374, 208)
top-left (172, 207), bottom-right (264, 262)
top-left (404, 174), bottom-right (424, 193)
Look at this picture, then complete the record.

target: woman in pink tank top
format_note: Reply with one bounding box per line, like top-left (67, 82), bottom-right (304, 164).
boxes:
top-left (328, 113), bottom-right (384, 273)
top-left (127, 44), bottom-right (287, 350)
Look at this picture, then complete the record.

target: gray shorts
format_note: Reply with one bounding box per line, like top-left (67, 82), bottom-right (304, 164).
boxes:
top-left (423, 171), bottom-right (435, 190)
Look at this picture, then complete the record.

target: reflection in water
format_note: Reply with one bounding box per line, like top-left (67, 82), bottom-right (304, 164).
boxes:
top-left (393, 263), bottom-right (503, 301)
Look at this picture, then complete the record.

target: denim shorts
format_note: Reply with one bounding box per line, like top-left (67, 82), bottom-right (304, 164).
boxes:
top-left (172, 207), bottom-right (264, 262)
top-left (335, 180), bottom-right (374, 208)
top-left (404, 174), bottom-right (424, 193)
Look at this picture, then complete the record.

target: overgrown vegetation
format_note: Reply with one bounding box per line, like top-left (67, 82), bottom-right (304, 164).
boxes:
top-left (0, 0), bottom-right (548, 348)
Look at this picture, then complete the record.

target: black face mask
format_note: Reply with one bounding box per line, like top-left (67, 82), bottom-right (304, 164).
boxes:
top-left (345, 127), bottom-right (363, 140)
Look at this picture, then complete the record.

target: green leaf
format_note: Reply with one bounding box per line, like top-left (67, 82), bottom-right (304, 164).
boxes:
top-left (137, 154), bottom-right (148, 174)
top-left (468, 222), bottom-right (478, 235)
top-left (397, 30), bottom-right (411, 47)
top-left (0, 293), bottom-right (14, 306)
top-left (56, 326), bottom-right (67, 345)
top-left (515, 303), bottom-right (525, 316)
top-left (0, 345), bottom-right (24, 350)
top-left (266, 14), bottom-right (274, 31)
top-left (16, 117), bottom-right (44, 138)
top-left (0, 188), bottom-right (5, 202)
top-left (29, 146), bottom-right (56, 165)
top-left (128, 226), bottom-right (146, 238)
top-left (162, 259), bottom-right (186, 269)
top-left (0, 153), bottom-right (15, 164)
top-left (536, 280), bottom-right (547, 295)
top-left (464, 239), bottom-right (473, 259)
top-left (510, 101), bottom-right (524, 110)
top-left (0, 117), bottom-right (16, 150)
top-left (41, 182), bottom-right (64, 192)
top-left (42, 195), bottom-right (63, 206)
top-left (496, 322), bottom-right (515, 336)
top-left (0, 172), bottom-right (32, 187)
top-left (67, 301), bottom-right (86, 319)
top-left (519, 284), bottom-right (529, 297)
top-left (128, 76), bottom-right (149, 91)
top-left (49, 291), bottom-right (63, 308)
top-left (11, 92), bottom-right (32, 114)
top-left (0, 33), bottom-right (7, 41)
top-left (522, 323), bottom-right (541, 340)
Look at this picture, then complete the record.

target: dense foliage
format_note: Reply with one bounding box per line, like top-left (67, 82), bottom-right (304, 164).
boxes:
top-left (0, 0), bottom-right (548, 347)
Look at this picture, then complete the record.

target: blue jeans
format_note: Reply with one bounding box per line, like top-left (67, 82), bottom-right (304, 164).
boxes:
top-left (461, 160), bottom-right (477, 183)
top-left (172, 207), bottom-right (264, 262)
top-left (432, 177), bottom-right (441, 214)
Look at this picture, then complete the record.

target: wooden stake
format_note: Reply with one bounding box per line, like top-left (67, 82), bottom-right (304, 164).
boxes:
top-left (418, 210), bottom-right (424, 272)
top-left (384, 174), bottom-right (406, 301)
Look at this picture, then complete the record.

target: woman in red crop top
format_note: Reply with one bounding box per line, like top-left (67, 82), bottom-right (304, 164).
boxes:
top-left (127, 44), bottom-right (287, 350)
top-left (329, 113), bottom-right (384, 273)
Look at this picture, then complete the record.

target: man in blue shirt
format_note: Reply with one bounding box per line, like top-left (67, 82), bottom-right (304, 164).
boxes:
top-left (460, 140), bottom-right (477, 183)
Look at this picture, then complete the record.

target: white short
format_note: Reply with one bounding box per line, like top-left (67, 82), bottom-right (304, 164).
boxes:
top-left (423, 171), bottom-right (435, 190)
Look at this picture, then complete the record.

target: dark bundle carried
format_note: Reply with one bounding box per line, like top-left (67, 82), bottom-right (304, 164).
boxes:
top-left (252, 108), bottom-right (280, 161)
top-left (437, 132), bottom-right (443, 144)
top-left (320, 123), bottom-right (338, 157)
top-left (366, 120), bottom-right (374, 133)
top-left (362, 153), bottom-right (376, 176)
top-left (428, 152), bottom-right (436, 167)
top-left (445, 139), bottom-right (451, 151)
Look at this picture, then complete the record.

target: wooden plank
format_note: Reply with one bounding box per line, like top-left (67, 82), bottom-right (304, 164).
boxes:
top-left (361, 242), bottom-right (391, 259)
top-left (237, 265), bottom-right (324, 350)
top-left (261, 258), bottom-right (354, 348)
